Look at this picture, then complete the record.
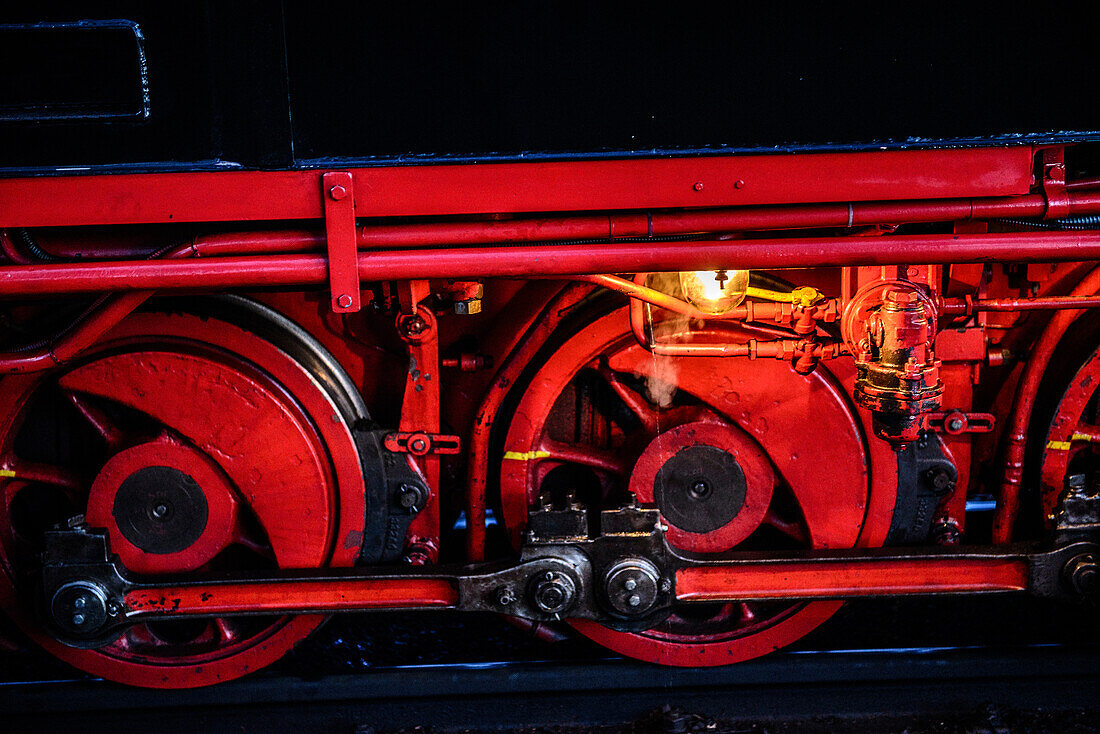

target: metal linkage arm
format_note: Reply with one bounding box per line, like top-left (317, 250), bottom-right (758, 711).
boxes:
top-left (39, 510), bottom-right (1097, 652)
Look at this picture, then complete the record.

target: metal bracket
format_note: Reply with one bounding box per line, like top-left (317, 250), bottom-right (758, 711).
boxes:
top-left (1039, 147), bottom-right (1070, 220)
top-left (927, 410), bottom-right (995, 435)
top-left (384, 431), bottom-right (462, 456)
top-left (322, 171), bottom-right (360, 313)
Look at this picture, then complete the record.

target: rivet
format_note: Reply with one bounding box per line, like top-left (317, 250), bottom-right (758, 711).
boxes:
top-left (693, 182), bottom-right (704, 192)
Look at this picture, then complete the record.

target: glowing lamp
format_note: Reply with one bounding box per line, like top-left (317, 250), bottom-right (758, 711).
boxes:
top-left (678, 269), bottom-right (749, 314)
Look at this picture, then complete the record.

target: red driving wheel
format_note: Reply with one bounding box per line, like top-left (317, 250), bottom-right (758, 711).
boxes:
top-left (499, 307), bottom-right (896, 666)
top-left (1039, 344), bottom-right (1100, 524)
top-left (0, 306), bottom-right (366, 687)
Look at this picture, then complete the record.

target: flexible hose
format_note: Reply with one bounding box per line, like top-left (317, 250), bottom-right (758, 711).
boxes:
top-left (15, 229), bottom-right (64, 262)
top-left (996, 216), bottom-right (1100, 231)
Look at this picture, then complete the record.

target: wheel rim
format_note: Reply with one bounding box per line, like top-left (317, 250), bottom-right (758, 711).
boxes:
top-left (1040, 346), bottom-right (1100, 524)
top-left (0, 309), bottom-right (365, 687)
top-left (500, 307), bottom-right (896, 666)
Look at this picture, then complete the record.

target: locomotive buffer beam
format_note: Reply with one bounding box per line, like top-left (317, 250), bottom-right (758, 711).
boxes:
top-left (38, 505), bottom-right (1097, 650)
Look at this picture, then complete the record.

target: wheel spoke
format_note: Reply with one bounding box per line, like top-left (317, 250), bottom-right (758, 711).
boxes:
top-left (537, 438), bottom-right (632, 475)
top-left (764, 507), bottom-right (810, 545)
top-left (1072, 422), bottom-right (1100, 442)
top-left (113, 624), bottom-right (156, 651)
top-left (214, 617), bottom-right (242, 644)
top-left (597, 363), bottom-right (661, 434)
top-left (231, 525), bottom-right (276, 560)
top-left (2, 460), bottom-right (82, 494)
top-left (63, 390), bottom-right (127, 452)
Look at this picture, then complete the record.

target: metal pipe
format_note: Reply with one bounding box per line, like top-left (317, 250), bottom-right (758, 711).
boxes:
top-left (7, 230), bottom-right (1100, 297)
top-left (994, 267), bottom-right (1100, 542)
top-left (464, 284), bottom-right (592, 561)
top-left (0, 241), bottom-right (203, 372)
top-left (0, 230), bottom-right (33, 265)
top-left (942, 295), bottom-right (1100, 315)
top-left (355, 190), bottom-right (1100, 248)
top-left (578, 274), bottom-right (745, 320)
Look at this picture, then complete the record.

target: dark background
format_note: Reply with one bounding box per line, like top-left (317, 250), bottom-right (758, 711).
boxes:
top-left (2, 2), bottom-right (1099, 172)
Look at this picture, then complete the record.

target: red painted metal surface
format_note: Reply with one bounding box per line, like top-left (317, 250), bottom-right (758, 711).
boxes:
top-left (125, 578), bottom-right (458, 615)
top-left (322, 171), bottom-right (361, 312)
top-left (995, 266), bottom-right (1100, 542)
top-left (397, 281), bottom-right (443, 564)
top-left (497, 306), bottom-right (896, 664)
top-left (675, 557), bottom-right (1030, 600)
top-left (629, 421), bottom-right (776, 554)
top-left (85, 439), bottom-right (240, 574)
top-left (0, 148), bottom-right (1034, 227)
top-left (9, 230), bottom-right (1100, 297)
top-left (354, 189), bottom-right (1100, 248)
top-left (1039, 345), bottom-right (1100, 524)
top-left (465, 283), bottom-right (591, 561)
top-left (943, 294), bottom-right (1100, 314)
top-left (0, 312), bottom-right (365, 688)
top-left (1, 142), bottom-right (1098, 685)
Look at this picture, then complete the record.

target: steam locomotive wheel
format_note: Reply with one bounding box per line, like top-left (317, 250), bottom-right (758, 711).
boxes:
top-left (1039, 342), bottom-right (1100, 523)
top-left (499, 307), bottom-right (896, 666)
top-left (0, 304), bottom-right (366, 687)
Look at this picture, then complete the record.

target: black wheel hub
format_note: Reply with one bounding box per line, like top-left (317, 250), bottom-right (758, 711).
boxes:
top-left (112, 466), bottom-right (209, 554)
top-left (653, 445), bottom-right (746, 534)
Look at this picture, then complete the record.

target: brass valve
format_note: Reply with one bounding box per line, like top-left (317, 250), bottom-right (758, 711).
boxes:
top-left (843, 281), bottom-right (942, 447)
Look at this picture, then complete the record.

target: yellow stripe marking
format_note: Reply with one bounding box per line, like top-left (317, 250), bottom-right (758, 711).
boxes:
top-left (1046, 433), bottom-right (1095, 450)
top-left (503, 450), bottom-right (551, 461)
top-left (0, 469), bottom-right (15, 478)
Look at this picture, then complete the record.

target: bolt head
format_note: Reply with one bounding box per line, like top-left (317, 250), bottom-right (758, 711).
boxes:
top-left (1066, 554), bottom-right (1098, 599)
top-left (530, 570), bottom-right (576, 614)
top-left (402, 315), bottom-right (427, 336)
top-left (329, 185), bottom-right (347, 201)
top-left (336, 294), bottom-right (354, 309)
top-left (884, 289), bottom-right (915, 304)
top-left (604, 558), bottom-right (661, 616)
top-left (734, 179), bottom-right (745, 189)
top-left (397, 484), bottom-right (422, 509)
top-left (926, 466), bottom-right (954, 493)
top-left (693, 182), bottom-right (704, 192)
top-left (538, 585), bottom-right (565, 609)
top-left (72, 613), bottom-right (85, 626)
top-left (689, 480), bottom-right (711, 499)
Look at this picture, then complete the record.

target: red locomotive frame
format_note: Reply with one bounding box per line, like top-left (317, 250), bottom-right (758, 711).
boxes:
top-left (0, 144), bottom-right (1098, 686)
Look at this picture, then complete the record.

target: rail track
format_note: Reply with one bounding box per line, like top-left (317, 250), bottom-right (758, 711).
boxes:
top-left (2, 645), bottom-right (1097, 733)
top-left (2, 598), bottom-right (1097, 733)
